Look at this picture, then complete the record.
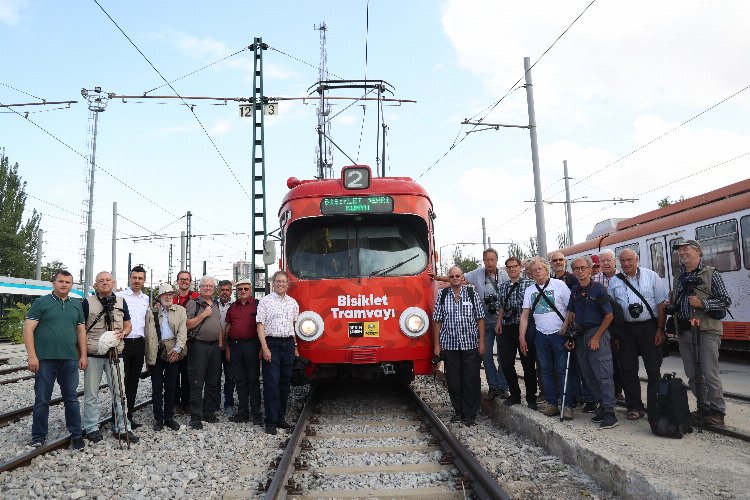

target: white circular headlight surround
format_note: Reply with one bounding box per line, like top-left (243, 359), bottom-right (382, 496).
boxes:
top-left (296, 311), bottom-right (324, 342)
top-left (399, 307), bottom-right (429, 338)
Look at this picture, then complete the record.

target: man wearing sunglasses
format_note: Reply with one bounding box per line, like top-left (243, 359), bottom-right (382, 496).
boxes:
top-left (225, 279), bottom-right (262, 425)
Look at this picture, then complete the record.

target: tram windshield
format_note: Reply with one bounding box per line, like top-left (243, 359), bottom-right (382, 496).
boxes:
top-left (287, 214), bottom-right (429, 279)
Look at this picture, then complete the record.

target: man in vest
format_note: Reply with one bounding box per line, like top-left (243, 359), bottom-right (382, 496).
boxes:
top-left (82, 271), bottom-right (139, 443)
top-left (669, 240), bottom-right (731, 427)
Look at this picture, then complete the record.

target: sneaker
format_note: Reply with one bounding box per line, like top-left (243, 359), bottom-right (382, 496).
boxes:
top-left (570, 400), bottom-right (582, 410)
top-left (499, 389), bottom-right (511, 400)
top-left (265, 426), bottom-right (277, 435)
top-left (582, 402), bottom-right (601, 413)
top-left (276, 420), bottom-right (292, 430)
top-left (30, 439), bottom-right (45, 448)
top-left (591, 408), bottom-right (606, 423)
top-left (561, 407), bottom-right (574, 420)
top-left (484, 388), bottom-right (500, 401)
top-left (164, 419), bottom-right (181, 431)
top-left (203, 413), bottom-right (218, 423)
top-left (70, 437), bottom-right (85, 451)
top-left (599, 412), bottom-right (619, 429)
top-left (84, 430), bottom-right (103, 443)
top-left (527, 401), bottom-right (538, 411)
top-left (252, 415), bottom-right (263, 426)
top-left (450, 414), bottom-right (463, 423)
top-left (542, 405), bottom-right (560, 417)
top-left (116, 431), bottom-right (139, 444)
top-left (153, 420), bottom-right (164, 431)
top-left (190, 419), bottom-right (203, 430)
top-left (463, 416), bottom-right (476, 426)
top-left (128, 420), bottom-right (143, 430)
top-left (503, 398), bottom-right (521, 407)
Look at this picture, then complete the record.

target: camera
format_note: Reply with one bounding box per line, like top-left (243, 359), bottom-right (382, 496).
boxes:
top-left (431, 351), bottom-right (446, 365)
top-left (664, 303), bottom-right (677, 315)
top-left (484, 293), bottom-right (498, 315)
top-left (504, 307), bottom-right (517, 319)
top-left (684, 275), bottom-right (703, 289)
top-left (99, 294), bottom-right (117, 311)
top-left (628, 303), bottom-right (643, 319)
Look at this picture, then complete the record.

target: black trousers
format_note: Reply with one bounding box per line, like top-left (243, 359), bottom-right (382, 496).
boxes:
top-left (230, 338), bottom-right (262, 420)
top-left (151, 356), bottom-right (179, 421)
top-left (618, 319), bottom-right (662, 414)
top-left (188, 340), bottom-right (222, 418)
top-left (122, 337), bottom-right (145, 420)
top-left (177, 352), bottom-right (190, 406)
top-left (498, 323), bottom-right (537, 404)
top-left (444, 349), bottom-right (481, 419)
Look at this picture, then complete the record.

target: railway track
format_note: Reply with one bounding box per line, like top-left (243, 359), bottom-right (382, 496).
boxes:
top-left (263, 382), bottom-right (509, 500)
top-left (0, 383), bottom-right (108, 427)
top-left (0, 398), bottom-right (152, 472)
top-left (0, 373), bottom-right (34, 385)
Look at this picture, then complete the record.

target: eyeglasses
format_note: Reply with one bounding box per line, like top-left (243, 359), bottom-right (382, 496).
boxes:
top-left (506, 265), bottom-right (520, 269)
top-left (274, 280), bottom-right (288, 285)
top-left (237, 287), bottom-right (251, 291)
top-left (551, 258), bottom-right (566, 263)
top-left (448, 274), bottom-right (462, 278)
top-left (572, 266), bottom-right (590, 272)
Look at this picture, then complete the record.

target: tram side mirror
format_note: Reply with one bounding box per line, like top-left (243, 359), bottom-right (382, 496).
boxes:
top-left (263, 240), bottom-right (276, 266)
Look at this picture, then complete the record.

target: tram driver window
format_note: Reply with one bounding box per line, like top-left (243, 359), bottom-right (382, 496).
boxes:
top-left (741, 215), bottom-right (750, 270)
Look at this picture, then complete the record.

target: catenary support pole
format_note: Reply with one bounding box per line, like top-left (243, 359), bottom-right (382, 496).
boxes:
top-left (35, 229), bottom-right (43, 280)
top-left (482, 218), bottom-right (487, 250)
top-left (524, 57), bottom-right (547, 257)
top-left (564, 160), bottom-right (573, 246)
top-left (112, 202), bottom-right (117, 282)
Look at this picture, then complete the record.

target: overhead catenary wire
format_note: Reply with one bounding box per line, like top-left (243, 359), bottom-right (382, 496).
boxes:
top-left (267, 46), bottom-right (344, 80)
top-left (92, 0), bottom-right (251, 201)
top-left (0, 82), bottom-right (45, 101)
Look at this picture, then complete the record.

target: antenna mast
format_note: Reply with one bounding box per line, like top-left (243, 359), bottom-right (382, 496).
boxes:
top-left (315, 21), bottom-right (333, 179)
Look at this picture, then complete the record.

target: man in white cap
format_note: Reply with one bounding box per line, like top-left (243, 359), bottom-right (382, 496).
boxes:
top-left (145, 283), bottom-right (187, 431)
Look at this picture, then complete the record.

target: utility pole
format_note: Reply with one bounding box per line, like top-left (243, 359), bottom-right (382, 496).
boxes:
top-left (563, 160), bottom-right (573, 246)
top-left (524, 57), bottom-right (547, 257)
top-left (186, 211), bottom-right (192, 274)
top-left (127, 253), bottom-right (132, 275)
top-left (314, 22), bottom-right (333, 179)
top-left (81, 87), bottom-right (109, 293)
top-left (112, 202), bottom-right (117, 283)
top-left (168, 244), bottom-right (173, 284)
top-left (180, 231), bottom-right (186, 273)
top-left (35, 229), bottom-right (43, 280)
top-left (482, 218), bottom-right (487, 249)
top-left (250, 37), bottom-right (270, 295)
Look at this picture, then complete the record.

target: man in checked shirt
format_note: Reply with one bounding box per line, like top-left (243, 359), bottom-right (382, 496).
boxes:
top-left (432, 266), bottom-right (485, 426)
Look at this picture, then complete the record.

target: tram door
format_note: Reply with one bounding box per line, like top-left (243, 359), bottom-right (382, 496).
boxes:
top-left (646, 232), bottom-right (685, 293)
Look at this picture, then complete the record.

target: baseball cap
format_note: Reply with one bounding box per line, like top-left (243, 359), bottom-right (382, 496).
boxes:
top-left (673, 240), bottom-right (701, 250)
top-left (236, 278), bottom-right (252, 287)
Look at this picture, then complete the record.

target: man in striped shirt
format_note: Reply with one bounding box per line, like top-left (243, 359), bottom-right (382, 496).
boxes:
top-left (432, 266), bottom-right (485, 426)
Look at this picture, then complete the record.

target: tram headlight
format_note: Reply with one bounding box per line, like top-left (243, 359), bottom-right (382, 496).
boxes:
top-left (399, 307), bottom-right (429, 338)
top-left (295, 311), bottom-right (324, 342)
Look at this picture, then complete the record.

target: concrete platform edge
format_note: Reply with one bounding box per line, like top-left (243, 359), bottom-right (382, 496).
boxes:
top-left (481, 400), bottom-right (679, 500)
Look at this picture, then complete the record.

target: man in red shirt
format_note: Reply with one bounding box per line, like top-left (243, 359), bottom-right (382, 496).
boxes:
top-left (225, 279), bottom-right (262, 425)
top-left (173, 270), bottom-right (199, 414)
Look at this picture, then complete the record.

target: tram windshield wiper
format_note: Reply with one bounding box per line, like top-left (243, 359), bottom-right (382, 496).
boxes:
top-left (369, 254), bottom-right (419, 277)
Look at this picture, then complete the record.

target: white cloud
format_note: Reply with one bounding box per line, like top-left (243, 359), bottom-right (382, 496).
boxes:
top-left (0, 0), bottom-right (26, 25)
top-left (176, 35), bottom-right (230, 61)
top-left (209, 119), bottom-right (232, 135)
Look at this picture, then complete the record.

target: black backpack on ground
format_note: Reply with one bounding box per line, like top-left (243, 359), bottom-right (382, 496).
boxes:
top-left (650, 372), bottom-right (693, 439)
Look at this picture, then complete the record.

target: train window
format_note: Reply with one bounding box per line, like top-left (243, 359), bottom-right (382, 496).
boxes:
top-left (649, 242), bottom-right (666, 278)
top-left (741, 215), bottom-right (750, 270)
top-left (695, 219), bottom-right (740, 272)
top-left (286, 214), bottom-right (429, 279)
top-left (614, 243), bottom-right (640, 261)
top-left (669, 238), bottom-right (684, 278)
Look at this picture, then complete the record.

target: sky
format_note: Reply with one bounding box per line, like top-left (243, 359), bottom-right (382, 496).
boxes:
top-left (2, 0), bottom-right (750, 287)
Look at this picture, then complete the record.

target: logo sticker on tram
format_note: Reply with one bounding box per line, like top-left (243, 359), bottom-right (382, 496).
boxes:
top-left (348, 323), bottom-right (364, 337)
top-left (363, 322), bottom-right (379, 338)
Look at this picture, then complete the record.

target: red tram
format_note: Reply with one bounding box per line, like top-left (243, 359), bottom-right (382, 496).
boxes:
top-left (279, 165), bottom-right (438, 381)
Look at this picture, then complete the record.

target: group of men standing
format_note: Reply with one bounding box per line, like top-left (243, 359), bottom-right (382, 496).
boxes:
top-left (24, 267), bottom-right (301, 450)
top-left (431, 241), bottom-right (731, 430)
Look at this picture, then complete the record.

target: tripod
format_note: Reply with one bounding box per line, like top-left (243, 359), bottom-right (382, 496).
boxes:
top-left (690, 309), bottom-right (705, 432)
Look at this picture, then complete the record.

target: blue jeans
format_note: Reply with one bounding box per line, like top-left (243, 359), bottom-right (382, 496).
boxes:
top-left (32, 359), bottom-right (82, 442)
top-left (262, 338), bottom-right (295, 427)
top-left (535, 331), bottom-right (572, 408)
top-left (483, 320), bottom-right (508, 390)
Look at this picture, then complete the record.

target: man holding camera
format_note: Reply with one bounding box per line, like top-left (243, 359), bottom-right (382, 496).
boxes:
top-left (82, 271), bottom-right (138, 443)
top-left (433, 266), bottom-right (486, 426)
top-left (608, 249), bottom-right (668, 422)
top-left (562, 256), bottom-right (617, 429)
top-left (668, 240), bottom-right (731, 427)
top-left (495, 257), bottom-right (537, 409)
top-left (462, 248), bottom-right (510, 400)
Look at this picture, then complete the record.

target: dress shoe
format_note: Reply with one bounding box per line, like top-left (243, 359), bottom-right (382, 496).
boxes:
top-left (229, 414), bottom-right (249, 423)
top-left (276, 420), bottom-right (292, 430)
top-left (450, 414), bottom-right (463, 423)
top-left (164, 419), bottom-right (181, 431)
top-left (84, 430), bottom-right (103, 443)
top-left (153, 420), bottom-right (164, 431)
top-left (129, 420), bottom-right (143, 430)
top-left (203, 413), bottom-right (218, 423)
top-left (116, 431), bottom-right (139, 444)
top-left (190, 418), bottom-right (203, 430)
top-left (265, 426), bottom-right (277, 435)
top-left (484, 388), bottom-right (500, 401)
top-left (252, 416), bottom-right (263, 426)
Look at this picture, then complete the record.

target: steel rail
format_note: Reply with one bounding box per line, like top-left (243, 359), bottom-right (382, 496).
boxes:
top-left (0, 383), bottom-right (108, 426)
top-left (0, 374), bottom-right (34, 385)
top-left (0, 398), bottom-right (152, 472)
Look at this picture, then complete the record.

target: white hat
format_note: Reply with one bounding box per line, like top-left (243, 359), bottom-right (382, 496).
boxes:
top-left (156, 283), bottom-right (175, 297)
top-left (97, 331), bottom-right (120, 355)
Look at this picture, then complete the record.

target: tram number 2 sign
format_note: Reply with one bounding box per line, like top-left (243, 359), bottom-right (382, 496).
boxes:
top-left (343, 166), bottom-right (370, 190)
top-left (239, 103), bottom-right (279, 117)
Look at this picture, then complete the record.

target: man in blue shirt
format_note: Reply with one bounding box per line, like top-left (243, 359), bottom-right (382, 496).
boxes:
top-left (562, 256), bottom-right (617, 429)
top-left (608, 249), bottom-right (668, 422)
top-left (433, 266), bottom-right (485, 426)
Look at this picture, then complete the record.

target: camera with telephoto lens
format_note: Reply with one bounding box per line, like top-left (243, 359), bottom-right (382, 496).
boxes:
top-left (628, 303), bottom-right (643, 319)
top-left (484, 293), bottom-right (498, 314)
top-left (563, 323), bottom-right (582, 351)
top-left (99, 294), bottom-right (117, 312)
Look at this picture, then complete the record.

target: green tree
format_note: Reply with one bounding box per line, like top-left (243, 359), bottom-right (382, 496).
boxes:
top-left (0, 302), bottom-right (30, 343)
top-left (40, 260), bottom-right (67, 282)
top-left (658, 196), bottom-right (684, 208)
top-left (507, 241), bottom-right (529, 261)
top-left (452, 247), bottom-right (480, 273)
top-left (0, 153), bottom-right (41, 278)
top-left (557, 232), bottom-right (570, 250)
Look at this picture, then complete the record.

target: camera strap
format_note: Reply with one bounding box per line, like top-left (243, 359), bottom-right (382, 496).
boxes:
top-left (153, 309), bottom-right (163, 341)
top-left (615, 272), bottom-right (655, 320)
top-left (502, 282), bottom-right (520, 310)
top-left (486, 270), bottom-right (501, 296)
top-left (533, 280), bottom-right (565, 322)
